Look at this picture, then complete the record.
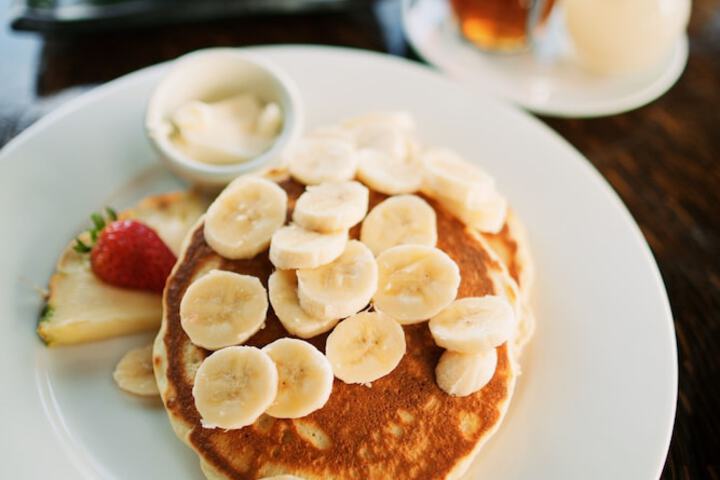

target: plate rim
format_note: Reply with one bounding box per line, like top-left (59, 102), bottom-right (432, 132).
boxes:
top-left (0, 44), bottom-right (678, 479)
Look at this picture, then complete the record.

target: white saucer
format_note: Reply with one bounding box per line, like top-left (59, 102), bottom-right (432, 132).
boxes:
top-left (402, 0), bottom-right (689, 117)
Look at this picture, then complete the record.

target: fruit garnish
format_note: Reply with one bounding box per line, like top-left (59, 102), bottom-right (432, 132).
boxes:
top-left (74, 208), bottom-right (177, 293)
top-left (73, 207), bottom-right (116, 253)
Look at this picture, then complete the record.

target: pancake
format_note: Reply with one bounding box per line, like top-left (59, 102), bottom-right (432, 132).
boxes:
top-left (482, 210), bottom-right (534, 301)
top-left (481, 212), bottom-right (535, 351)
top-left (154, 174), bottom-right (528, 480)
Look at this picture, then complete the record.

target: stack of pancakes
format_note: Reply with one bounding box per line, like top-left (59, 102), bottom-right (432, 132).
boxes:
top-left (154, 172), bottom-right (534, 480)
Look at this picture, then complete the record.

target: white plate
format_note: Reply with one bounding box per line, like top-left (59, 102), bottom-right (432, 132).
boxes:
top-left (0, 45), bottom-right (676, 479)
top-left (402, 0), bottom-right (689, 117)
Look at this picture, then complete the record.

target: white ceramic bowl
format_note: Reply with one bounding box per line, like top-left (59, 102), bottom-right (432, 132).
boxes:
top-left (145, 48), bottom-right (303, 187)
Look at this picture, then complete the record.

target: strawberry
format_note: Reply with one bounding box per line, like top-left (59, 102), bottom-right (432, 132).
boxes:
top-left (74, 208), bottom-right (177, 293)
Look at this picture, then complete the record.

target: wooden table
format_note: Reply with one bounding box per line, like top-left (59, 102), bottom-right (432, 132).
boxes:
top-left (1, 0), bottom-right (718, 477)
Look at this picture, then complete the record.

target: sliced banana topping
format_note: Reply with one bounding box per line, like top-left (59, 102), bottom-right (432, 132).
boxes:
top-left (262, 338), bottom-right (334, 419)
top-left (360, 194), bottom-right (437, 256)
top-left (292, 181), bottom-right (369, 233)
top-left (297, 240), bottom-right (378, 321)
top-left (204, 176), bottom-right (287, 259)
top-left (435, 349), bottom-right (498, 397)
top-left (192, 346), bottom-right (278, 430)
top-left (422, 148), bottom-right (495, 207)
top-left (269, 224), bottom-right (348, 270)
top-left (325, 311), bottom-right (406, 384)
top-left (287, 137), bottom-right (357, 185)
top-left (373, 245), bottom-right (460, 324)
top-left (356, 149), bottom-right (423, 195)
top-left (353, 122), bottom-right (410, 160)
top-left (183, 112), bottom-right (522, 408)
top-left (307, 125), bottom-right (355, 143)
top-left (268, 270), bottom-right (340, 338)
top-left (429, 296), bottom-right (516, 354)
top-left (180, 270), bottom-right (268, 350)
top-left (436, 192), bottom-right (508, 235)
top-left (113, 344), bottom-right (159, 396)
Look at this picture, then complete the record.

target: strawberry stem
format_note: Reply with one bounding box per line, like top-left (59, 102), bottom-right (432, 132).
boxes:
top-left (91, 212), bottom-right (106, 231)
top-left (74, 208), bottom-right (118, 255)
top-left (73, 239), bottom-right (92, 253)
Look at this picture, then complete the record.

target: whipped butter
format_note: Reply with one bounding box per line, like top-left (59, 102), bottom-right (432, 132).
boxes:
top-left (171, 94), bottom-right (283, 165)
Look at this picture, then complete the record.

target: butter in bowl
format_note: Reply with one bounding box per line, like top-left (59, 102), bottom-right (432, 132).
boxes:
top-left (146, 48), bottom-right (304, 187)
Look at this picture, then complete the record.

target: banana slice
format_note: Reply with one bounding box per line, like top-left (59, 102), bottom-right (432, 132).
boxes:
top-left (356, 149), bottom-right (423, 195)
top-left (268, 270), bottom-right (340, 338)
top-left (435, 349), bottom-right (497, 397)
top-left (180, 270), bottom-right (268, 350)
top-left (292, 181), bottom-right (369, 233)
top-left (360, 194), bottom-right (437, 256)
top-left (287, 137), bottom-right (358, 185)
top-left (429, 296), bottom-right (516, 354)
top-left (307, 125), bottom-right (355, 143)
top-left (373, 245), bottom-right (460, 324)
top-left (262, 338), bottom-right (334, 418)
top-left (325, 311), bottom-right (406, 384)
top-left (448, 193), bottom-right (508, 235)
top-left (353, 122), bottom-right (410, 160)
top-left (192, 346), bottom-right (278, 429)
top-left (269, 224), bottom-right (348, 270)
top-left (422, 148), bottom-right (495, 207)
top-left (204, 176), bottom-right (287, 259)
top-left (296, 240), bottom-right (378, 321)
top-left (113, 344), bottom-right (159, 396)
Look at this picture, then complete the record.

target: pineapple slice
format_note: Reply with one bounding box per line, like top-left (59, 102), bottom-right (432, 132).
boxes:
top-left (38, 191), bottom-right (208, 346)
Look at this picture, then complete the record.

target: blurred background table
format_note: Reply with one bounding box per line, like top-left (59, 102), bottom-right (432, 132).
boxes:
top-left (1, 0), bottom-right (718, 477)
